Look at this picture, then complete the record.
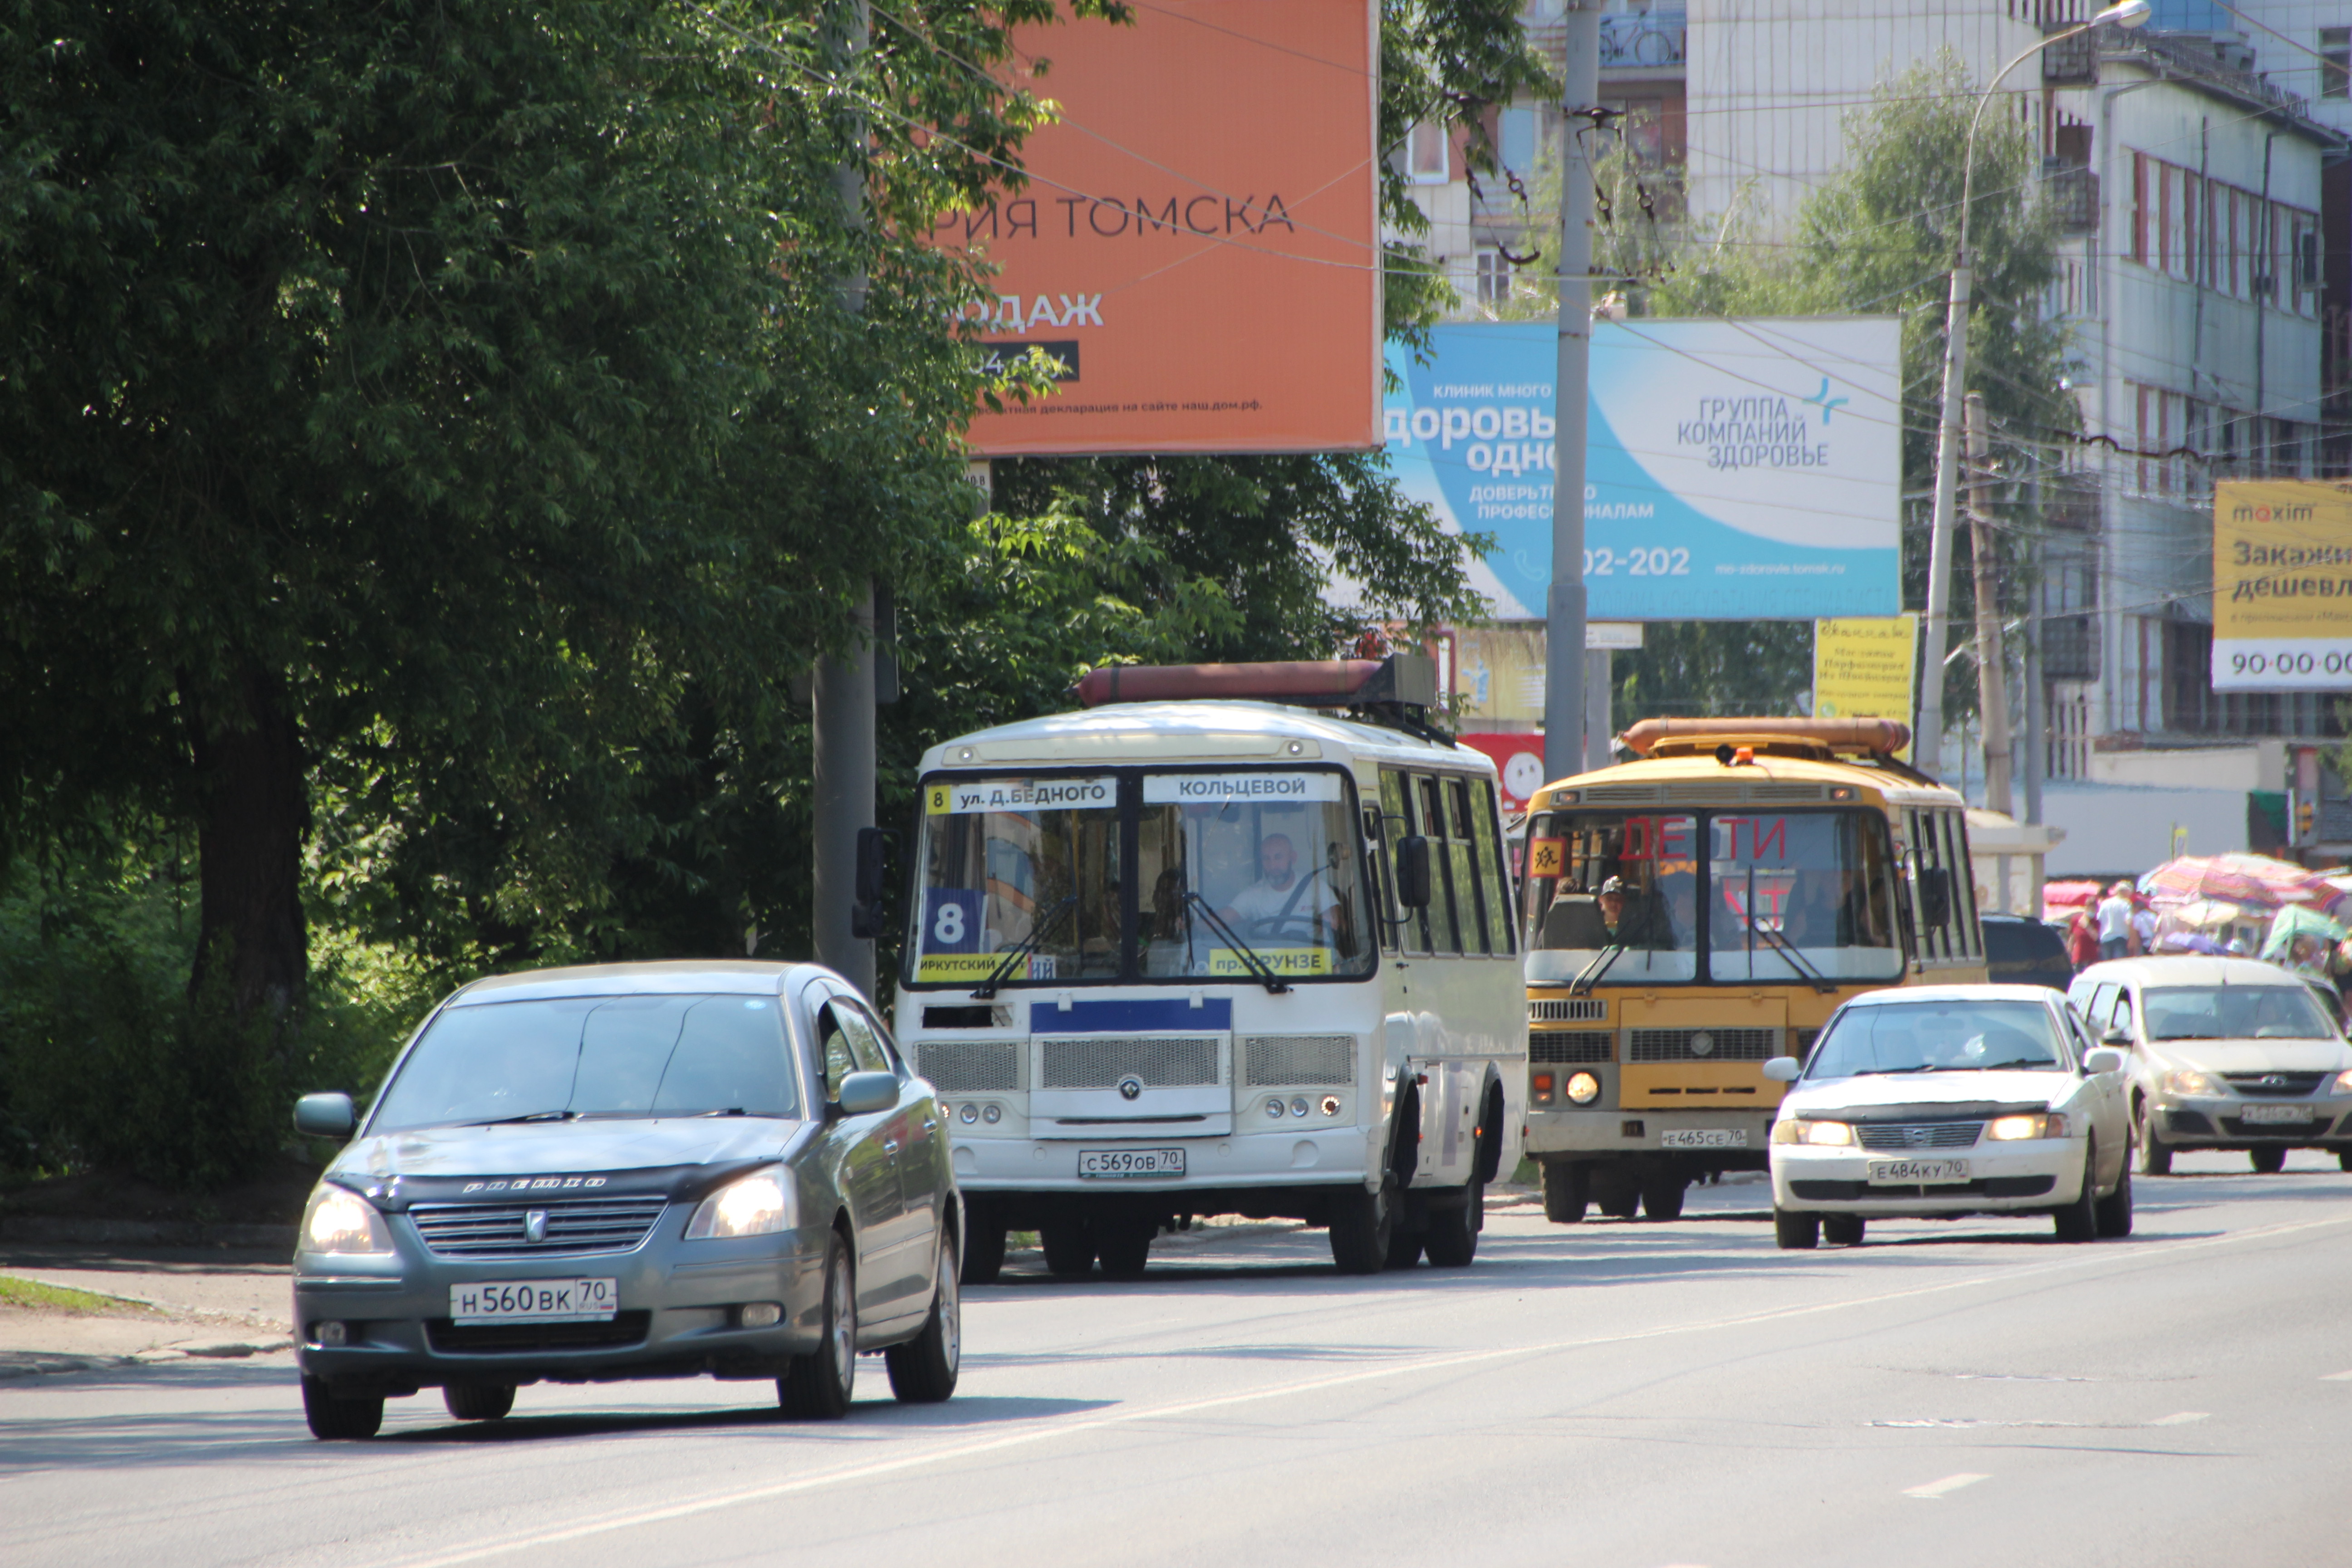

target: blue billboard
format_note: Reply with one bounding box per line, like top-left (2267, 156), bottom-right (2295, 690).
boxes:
top-left (1383, 317), bottom-right (1903, 619)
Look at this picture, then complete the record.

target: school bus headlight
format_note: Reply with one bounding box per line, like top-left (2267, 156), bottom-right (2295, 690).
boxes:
top-left (1320, 1096), bottom-right (1342, 1117)
top-left (1773, 1118), bottom-right (1852, 1147)
top-left (1564, 1072), bottom-right (1601, 1106)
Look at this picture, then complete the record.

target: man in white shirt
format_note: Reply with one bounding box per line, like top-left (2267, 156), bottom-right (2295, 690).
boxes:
top-left (1221, 833), bottom-right (1338, 937)
top-left (2095, 882), bottom-right (2135, 961)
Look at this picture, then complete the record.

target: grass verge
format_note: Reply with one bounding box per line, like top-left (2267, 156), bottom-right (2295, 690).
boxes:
top-left (0, 1274), bottom-right (158, 1316)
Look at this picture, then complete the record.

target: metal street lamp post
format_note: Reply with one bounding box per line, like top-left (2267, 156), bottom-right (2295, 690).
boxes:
top-left (1916, 0), bottom-right (2149, 779)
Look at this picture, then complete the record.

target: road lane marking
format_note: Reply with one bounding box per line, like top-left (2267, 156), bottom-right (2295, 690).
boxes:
top-left (1904, 1473), bottom-right (1989, 1499)
top-left (333, 1207), bottom-right (2352, 1568)
top-left (2148, 1411), bottom-right (2209, 1426)
top-left (2323, 1371), bottom-right (2352, 1382)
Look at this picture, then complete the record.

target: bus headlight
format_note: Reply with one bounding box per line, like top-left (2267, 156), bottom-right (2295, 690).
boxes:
top-left (1321, 1096), bottom-right (1342, 1117)
top-left (1264, 1097), bottom-right (1286, 1120)
top-left (983, 1103), bottom-right (1003, 1124)
top-left (1563, 1072), bottom-right (1601, 1106)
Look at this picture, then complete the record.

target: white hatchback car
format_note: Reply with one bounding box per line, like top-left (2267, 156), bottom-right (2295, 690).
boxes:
top-left (2068, 956), bottom-right (2352, 1176)
top-left (1764, 985), bottom-right (2134, 1248)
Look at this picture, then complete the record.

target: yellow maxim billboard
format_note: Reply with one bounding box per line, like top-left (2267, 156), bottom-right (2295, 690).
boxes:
top-left (1812, 614), bottom-right (1918, 760)
top-left (942, 0), bottom-right (1380, 456)
top-left (2212, 481), bottom-right (2352, 691)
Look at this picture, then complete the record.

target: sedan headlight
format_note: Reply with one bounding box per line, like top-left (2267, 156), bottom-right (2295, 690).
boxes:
top-left (1986, 1112), bottom-right (2070, 1141)
top-left (302, 1187), bottom-right (395, 1255)
top-left (2162, 1068), bottom-right (2222, 1097)
top-left (1772, 1118), bottom-right (1853, 1146)
top-left (2334, 1070), bottom-right (2352, 1097)
top-left (685, 1170), bottom-right (797, 1240)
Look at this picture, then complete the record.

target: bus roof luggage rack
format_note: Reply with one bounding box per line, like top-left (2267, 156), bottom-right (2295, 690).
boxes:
top-left (1073, 654), bottom-right (1450, 742)
top-left (1620, 716), bottom-right (1913, 763)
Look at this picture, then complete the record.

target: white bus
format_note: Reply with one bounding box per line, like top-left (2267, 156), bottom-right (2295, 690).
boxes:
top-left (890, 657), bottom-right (1526, 1279)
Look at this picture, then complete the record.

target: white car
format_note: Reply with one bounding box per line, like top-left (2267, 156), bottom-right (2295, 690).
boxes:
top-left (1764, 985), bottom-right (2134, 1248)
top-left (2068, 955), bottom-right (2352, 1176)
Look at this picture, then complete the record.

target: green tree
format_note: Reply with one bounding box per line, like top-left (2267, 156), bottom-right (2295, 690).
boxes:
top-left (0, 0), bottom-right (1092, 1121)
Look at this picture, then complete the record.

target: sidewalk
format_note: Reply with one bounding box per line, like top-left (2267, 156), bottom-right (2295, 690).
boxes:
top-left (0, 1243), bottom-right (294, 1378)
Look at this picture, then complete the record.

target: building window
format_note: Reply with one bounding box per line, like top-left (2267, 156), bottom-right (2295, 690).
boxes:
top-left (1408, 121), bottom-right (1449, 183)
top-left (1475, 248), bottom-right (1514, 307)
top-left (1498, 105), bottom-right (1539, 177)
top-left (2323, 27), bottom-right (2349, 99)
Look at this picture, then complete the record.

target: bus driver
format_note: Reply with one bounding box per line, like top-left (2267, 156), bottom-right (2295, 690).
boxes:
top-left (1221, 833), bottom-right (1342, 940)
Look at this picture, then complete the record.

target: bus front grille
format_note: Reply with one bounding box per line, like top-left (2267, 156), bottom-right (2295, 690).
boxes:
top-left (916, 1039), bottom-right (1023, 1093)
top-left (1627, 1028), bottom-right (1779, 1062)
top-left (1530, 1030), bottom-right (1613, 1064)
top-left (1039, 1035), bottom-right (1222, 1089)
top-left (1242, 1034), bottom-right (1355, 1087)
top-left (1529, 998), bottom-right (1607, 1023)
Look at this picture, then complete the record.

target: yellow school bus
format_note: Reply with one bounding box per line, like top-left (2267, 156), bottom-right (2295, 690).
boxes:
top-left (1520, 716), bottom-right (1986, 1222)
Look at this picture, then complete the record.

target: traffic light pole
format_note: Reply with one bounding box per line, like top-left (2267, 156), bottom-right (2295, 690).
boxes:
top-left (1543, 2), bottom-right (1601, 785)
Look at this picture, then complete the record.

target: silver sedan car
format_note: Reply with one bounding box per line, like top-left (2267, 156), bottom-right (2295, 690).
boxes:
top-left (290, 961), bottom-right (960, 1439)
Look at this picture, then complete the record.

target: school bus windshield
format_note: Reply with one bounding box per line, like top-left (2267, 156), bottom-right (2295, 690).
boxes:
top-left (1524, 808), bottom-right (1903, 986)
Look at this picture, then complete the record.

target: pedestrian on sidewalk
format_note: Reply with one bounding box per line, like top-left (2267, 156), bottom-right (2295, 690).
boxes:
top-left (2095, 882), bottom-right (2135, 962)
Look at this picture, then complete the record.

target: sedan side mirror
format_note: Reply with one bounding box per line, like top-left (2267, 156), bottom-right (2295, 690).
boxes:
top-left (1395, 835), bottom-right (1432, 910)
top-left (293, 1092), bottom-right (357, 1139)
top-left (2083, 1048), bottom-right (2125, 1075)
top-left (834, 1070), bottom-right (900, 1117)
top-left (2100, 1024), bottom-right (2132, 1047)
top-left (1761, 1056), bottom-right (1802, 1083)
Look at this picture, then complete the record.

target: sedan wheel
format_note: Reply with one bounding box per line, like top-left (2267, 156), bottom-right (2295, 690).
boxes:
top-left (442, 1382), bottom-right (515, 1422)
top-left (2094, 1163), bottom-right (2133, 1238)
top-left (1821, 1215), bottom-right (1865, 1246)
top-left (2134, 1100), bottom-right (2171, 1175)
top-left (301, 1374), bottom-right (383, 1441)
top-left (779, 1235), bottom-right (856, 1419)
top-left (885, 1229), bottom-right (960, 1403)
top-left (2053, 1142), bottom-right (2100, 1242)
top-left (2250, 1146), bottom-right (2288, 1175)
top-left (1773, 1209), bottom-right (1819, 1250)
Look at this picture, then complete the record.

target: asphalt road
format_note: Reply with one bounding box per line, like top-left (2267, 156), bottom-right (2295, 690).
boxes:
top-left (7, 1150), bottom-right (2350, 1568)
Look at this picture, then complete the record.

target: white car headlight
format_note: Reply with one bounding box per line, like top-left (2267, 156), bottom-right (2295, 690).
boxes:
top-left (2162, 1068), bottom-right (2221, 1097)
top-left (302, 1187), bottom-right (395, 1255)
top-left (685, 1170), bottom-right (797, 1240)
top-left (2334, 1070), bottom-right (2352, 1097)
top-left (1772, 1118), bottom-right (1853, 1146)
top-left (1985, 1112), bottom-right (2069, 1141)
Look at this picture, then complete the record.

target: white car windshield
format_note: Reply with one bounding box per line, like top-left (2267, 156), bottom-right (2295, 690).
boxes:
top-left (2141, 985), bottom-right (2337, 1041)
top-left (1808, 1000), bottom-right (2067, 1078)
top-left (371, 995), bottom-right (801, 1131)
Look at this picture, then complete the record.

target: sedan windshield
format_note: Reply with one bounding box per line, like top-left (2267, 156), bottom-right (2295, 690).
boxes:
top-left (2141, 985), bottom-right (2337, 1041)
top-left (371, 995), bottom-right (801, 1132)
top-left (1808, 1000), bottom-right (2067, 1078)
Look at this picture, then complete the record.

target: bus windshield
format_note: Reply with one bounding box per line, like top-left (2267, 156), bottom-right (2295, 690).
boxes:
top-left (1523, 808), bottom-right (1902, 985)
top-left (906, 769), bottom-right (1376, 987)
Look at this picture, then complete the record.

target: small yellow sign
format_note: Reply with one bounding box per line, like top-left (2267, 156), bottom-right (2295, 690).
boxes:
top-left (1527, 837), bottom-right (1566, 878)
top-left (925, 783), bottom-right (953, 815)
top-left (1205, 948), bottom-right (1332, 978)
top-left (915, 953), bottom-right (1022, 982)
top-left (1812, 614), bottom-right (1919, 761)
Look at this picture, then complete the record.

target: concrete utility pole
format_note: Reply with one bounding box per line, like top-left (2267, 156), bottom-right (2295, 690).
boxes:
top-left (1543, 2), bottom-right (1601, 784)
top-left (812, 0), bottom-right (878, 999)
top-left (1965, 391), bottom-right (2012, 819)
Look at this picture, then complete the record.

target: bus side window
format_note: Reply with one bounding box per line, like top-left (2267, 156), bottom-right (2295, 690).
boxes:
top-left (1945, 811), bottom-right (1982, 959)
top-left (1380, 769), bottom-right (1427, 955)
top-left (1468, 778), bottom-right (1515, 956)
top-left (1908, 809), bottom-right (1950, 962)
top-left (1443, 776), bottom-right (1487, 954)
top-left (1415, 774), bottom-right (1465, 954)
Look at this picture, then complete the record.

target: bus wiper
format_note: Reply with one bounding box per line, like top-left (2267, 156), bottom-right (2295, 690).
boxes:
top-left (1569, 943), bottom-right (1625, 997)
top-left (1754, 922), bottom-right (1838, 994)
top-left (971, 896), bottom-right (1078, 1000)
top-left (467, 1110), bottom-right (578, 1126)
top-left (1184, 893), bottom-right (1292, 995)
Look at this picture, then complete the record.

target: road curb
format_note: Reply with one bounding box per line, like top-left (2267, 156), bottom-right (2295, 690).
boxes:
top-left (0, 1337), bottom-right (295, 1380)
top-left (0, 1216), bottom-right (297, 1249)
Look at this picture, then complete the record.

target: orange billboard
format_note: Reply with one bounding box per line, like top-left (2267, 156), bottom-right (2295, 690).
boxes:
top-left (947, 0), bottom-right (1381, 456)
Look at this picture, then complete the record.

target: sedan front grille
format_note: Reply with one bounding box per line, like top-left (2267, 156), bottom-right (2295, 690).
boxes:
top-left (1854, 1121), bottom-right (1983, 1151)
top-left (2223, 1071), bottom-right (2328, 1098)
top-left (1530, 1030), bottom-right (1613, 1064)
top-left (1039, 1035), bottom-right (1221, 1089)
top-left (408, 1197), bottom-right (669, 1259)
top-left (1627, 1027), bottom-right (1779, 1063)
top-left (428, 1311), bottom-right (652, 1353)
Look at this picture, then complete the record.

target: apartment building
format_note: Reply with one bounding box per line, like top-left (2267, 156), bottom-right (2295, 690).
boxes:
top-left (1396, 0), bottom-right (2351, 870)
